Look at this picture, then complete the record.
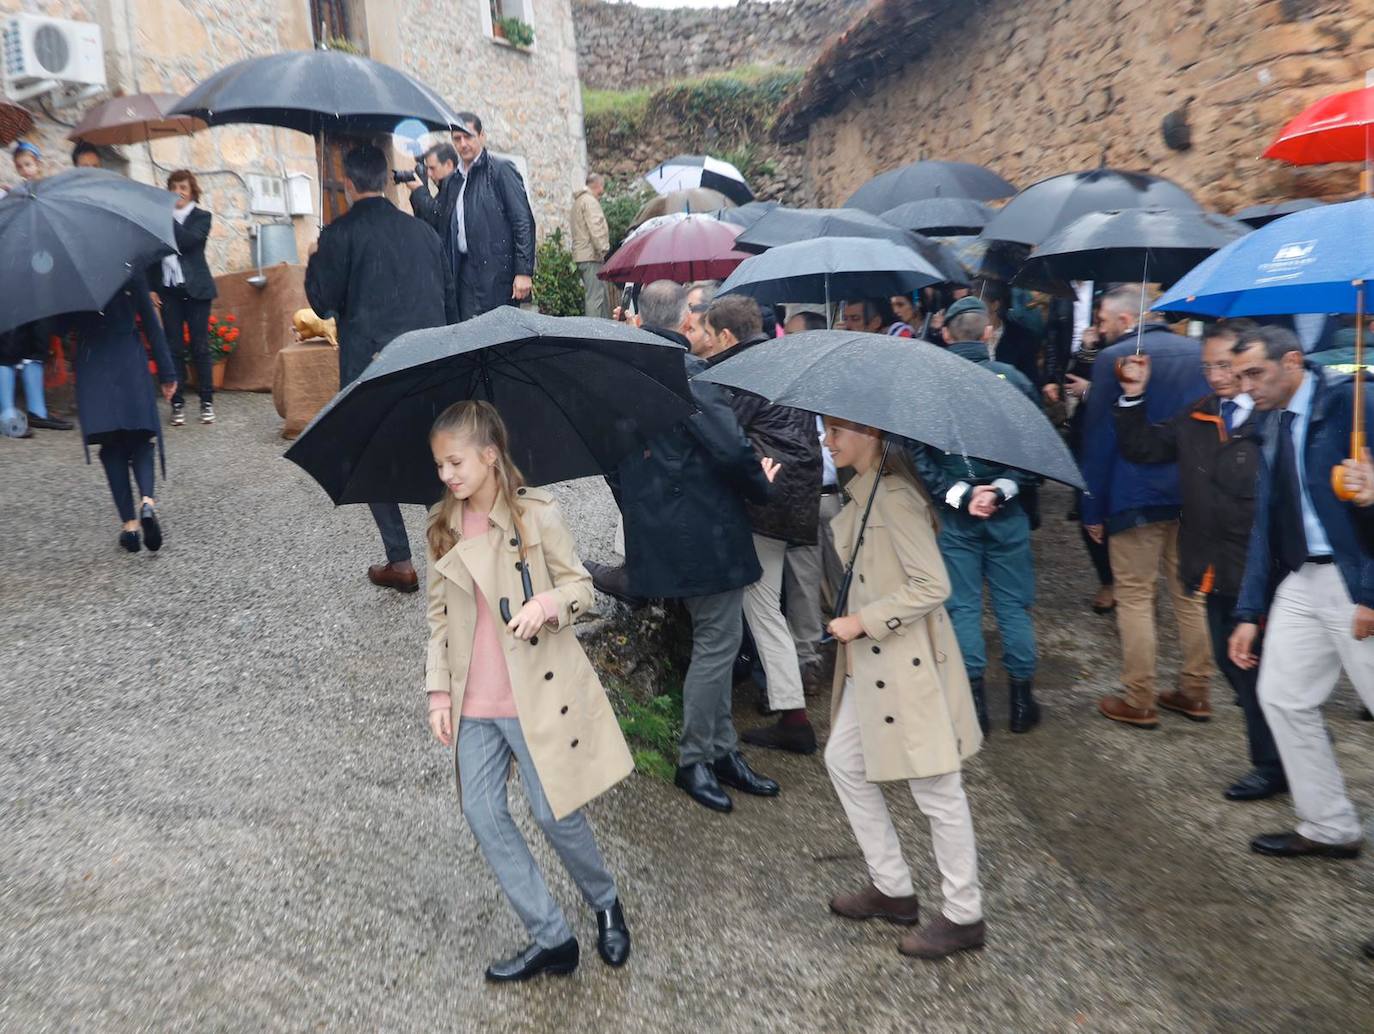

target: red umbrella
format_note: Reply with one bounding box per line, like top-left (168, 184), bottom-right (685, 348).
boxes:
top-left (600, 215), bottom-right (751, 284)
top-left (1263, 84), bottom-right (1374, 165)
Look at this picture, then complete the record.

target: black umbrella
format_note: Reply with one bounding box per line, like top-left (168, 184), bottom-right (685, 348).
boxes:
top-left (736, 207), bottom-right (968, 284)
top-left (169, 50), bottom-right (463, 135)
top-left (844, 160), bottom-right (1017, 213)
top-left (1234, 198), bottom-right (1328, 228)
top-left (981, 168), bottom-right (1202, 247)
top-left (285, 307), bottom-right (697, 505)
top-left (717, 237), bottom-right (945, 311)
top-left (696, 330), bottom-right (1083, 489)
top-left (644, 154), bottom-right (754, 206)
top-left (712, 199), bottom-right (780, 229)
top-left (880, 198), bottom-right (994, 237)
top-left (0, 169), bottom-right (176, 336)
top-left (1012, 208), bottom-right (1251, 295)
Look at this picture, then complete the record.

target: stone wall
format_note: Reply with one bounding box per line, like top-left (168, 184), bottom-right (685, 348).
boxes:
top-left (795, 0), bottom-right (1369, 214)
top-left (573, 0), bottom-right (867, 91)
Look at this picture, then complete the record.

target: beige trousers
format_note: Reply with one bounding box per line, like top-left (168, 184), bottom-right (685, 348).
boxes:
top-left (744, 533), bottom-right (806, 711)
top-left (824, 680), bottom-right (983, 924)
top-left (1108, 521), bottom-right (1212, 710)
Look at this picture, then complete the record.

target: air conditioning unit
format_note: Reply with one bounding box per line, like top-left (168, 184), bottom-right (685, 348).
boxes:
top-left (3, 14), bottom-right (106, 101)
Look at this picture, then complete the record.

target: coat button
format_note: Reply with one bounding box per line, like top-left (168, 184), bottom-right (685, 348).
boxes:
top-left (570, 738), bottom-right (579, 748)
top-left (884, 716), bottom-right (894, 724)
top-left (514, 561), bottom-right (522, 569)
top-left (517, 487), bottom-right (527, 495)
top-left (876, 680), bottom-right (885, 688)
top-left (560, 705), bottom-right (568, 715)
top-left (544, 671), bottom-right (554, 681)
top-left (912, 657), bottom-right (921, 666)
top-left (871, 645), bottom-right (881, 655)
top-left (859, 574), bottom-right (865, 583)
top-left (530, 636), bottom-right (539, 646)
top-left (510, 538), bottom-right (519, 547)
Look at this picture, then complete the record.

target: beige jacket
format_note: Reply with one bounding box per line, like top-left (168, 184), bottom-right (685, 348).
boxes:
top-left (426, 486), bottom-right (634, 819)
top-left (830, 469), bottom-right (983, 781)
top-left (570, 188), bottom-right (610, 263)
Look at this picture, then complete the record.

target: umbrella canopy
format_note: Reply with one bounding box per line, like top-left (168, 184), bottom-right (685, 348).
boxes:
top-left (981, 168), bottom-right (1202, 247)
top-left (1154, 198), bottom-right (1374, 317)
top-left (712, 199), bottom-right (780, 229)
top-left (285, 307), bottom-right (697, 504)
top-left (1234, 198), bottom-right (1328, 228)
top-left (629, 187), bottom-right (734, 229)
top-left (623, 211), bottom-right (692, 243)
top-left (1262, 85), bottom-right (1374, 165)
top-left (735, 207), bottom-right (968, 284)
top-left (1013, 208), bottom-right (1251, 295)
top-left (843, 160), bottom-right (1016, 213)
top-left (0, 169), bottom-right (176, 336)
top-left (644, 154), bottom-right (754, 206)
top-left (169, 49), bottom-right (463, 135)
top-left (0, 101), bottom-right (34, 147)
top-left (880, 198), bottom-right (994, 237)
top-left (717, 237), bottom-right (944, 308)
top-left (68, 93), bottom-right (207, 146)
top-left (945, 235), bottom-right (1029, 282)
top-left (600, 217), bottom-right (750, 284)
top-left (695, 330), bottom-right (1083, 489)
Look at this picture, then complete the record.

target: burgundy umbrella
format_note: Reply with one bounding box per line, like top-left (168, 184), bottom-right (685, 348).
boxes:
top-left (600, 216), bottom-right (751, 284)
top-left (0, 101), bottom-right (34, 147)
top-left (68, 93), bottom-right (206, 146)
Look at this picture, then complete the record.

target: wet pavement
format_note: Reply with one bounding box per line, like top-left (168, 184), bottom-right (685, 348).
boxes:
top-left (2, 392), bottom-right (1371, 1033)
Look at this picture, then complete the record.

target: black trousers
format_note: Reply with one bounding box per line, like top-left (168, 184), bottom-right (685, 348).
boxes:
top-left (370, 502), bottom-right (411, 563)
top-left (161, 290), bottom-right (213, 405)
top-left (98, 431), bottom-right (156, 522)
top-left (1205, 592), bottom-right (1284, 779)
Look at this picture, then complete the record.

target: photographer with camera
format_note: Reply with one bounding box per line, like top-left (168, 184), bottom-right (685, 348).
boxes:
top-left (406, 142), bottom-right (459, 226)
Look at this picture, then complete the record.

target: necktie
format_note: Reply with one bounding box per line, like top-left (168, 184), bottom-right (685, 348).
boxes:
top-left (1221, 399), bottom-right (1237, 433)
top-left (1274, 410), bottom-right (1309, 572)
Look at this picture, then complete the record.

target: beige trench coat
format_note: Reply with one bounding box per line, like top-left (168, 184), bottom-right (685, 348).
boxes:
top-left (426, 486), bottom-right (634, 819)
top-left (570, 188), bottom-right (610, 263)
top-left (830, 469), bottom-right (983, 782)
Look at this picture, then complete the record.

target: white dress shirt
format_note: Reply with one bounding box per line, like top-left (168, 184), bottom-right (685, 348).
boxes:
top-left (1285, 371), bottom-right (1332, 556)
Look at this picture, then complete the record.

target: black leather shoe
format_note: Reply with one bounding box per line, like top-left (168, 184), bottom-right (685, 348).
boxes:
top-left (1009, 677), bottom-right (1040, 733)
top-left (119, 530), bottom-right (141, 553)
top-left (27, 412), bottom-right (74, 430)
top-left (740, 718), bottom-right (817, 755)
top-left (584, 560), bottom-right (647, 608)
top-left (712, 750), bottom-right (780, 797)
top-left (140, 502), bottom-right (163, 553)
top-left (674, 762), bottom-right (732, 812)
top-left (595, 899), bottom-right (631, 967)
top-left (969, 676), bottom-right (989, 737)
top-left (1250, 831), bottom-right (1362, 859)
top-left (484, 938), bottom-right (579, 982)
top-left (1224, 770), bottom-right (1288, 802)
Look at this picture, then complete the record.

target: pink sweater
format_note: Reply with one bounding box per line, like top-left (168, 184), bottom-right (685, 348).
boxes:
top-left (428, 507), bottom-right (556, 718)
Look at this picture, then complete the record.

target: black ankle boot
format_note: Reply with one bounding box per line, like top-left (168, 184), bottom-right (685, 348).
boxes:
top-left (1009, 677), bottom-right (1040, 733)
top-left (968, 676), bottom-right (989, 737)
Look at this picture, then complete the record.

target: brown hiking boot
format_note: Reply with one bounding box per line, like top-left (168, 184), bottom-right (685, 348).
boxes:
top-left (1098, 693), bottom-right (1158, 728)
top-left (898, 914), bottom-right (986, 960)
top-left (829, 885), bottom-right (921, 926)
top-left (1158, 689), bottom-right (1212, 722)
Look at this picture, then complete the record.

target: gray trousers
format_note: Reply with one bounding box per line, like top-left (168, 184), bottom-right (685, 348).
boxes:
top-left (579, 261), bottom-right (608, 318)
top-left (457, 718), bottom-right (618, 948)
top-left (680, 589), bottom-right (744, 765)
top-left (816, 492), bottom-right (845, 611)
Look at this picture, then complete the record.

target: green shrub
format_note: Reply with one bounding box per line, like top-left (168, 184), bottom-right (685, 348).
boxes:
top-left (532, 228), bottom-right (583, 316)
top-left (601, 182), bottom-right (655, 253)
top-left (497, 16), bottom-right (534, 48)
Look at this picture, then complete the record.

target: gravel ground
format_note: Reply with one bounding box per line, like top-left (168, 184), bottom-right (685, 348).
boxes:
top-left (2, 391), bottom-right (1372, 1033)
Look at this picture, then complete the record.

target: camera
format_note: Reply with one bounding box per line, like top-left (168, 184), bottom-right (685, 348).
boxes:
top-left (393, 160), bottom-right (425, 185)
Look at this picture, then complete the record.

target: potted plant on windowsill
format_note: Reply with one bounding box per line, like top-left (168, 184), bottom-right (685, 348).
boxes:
top-left (496, 16), bottom-right (534, 49)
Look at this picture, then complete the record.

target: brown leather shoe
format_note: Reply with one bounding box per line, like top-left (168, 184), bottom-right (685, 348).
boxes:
top-left (898, 914), bottom-right (986, 959)
top-left (1158, 689), bottom-right (1212, 722)
top-left (1098, 694), bottom-right (1159, 728)
top-left (1091, 584), bottom-right (1116, 614)
top-left (829, 884), bottom-right (921, 926)
top-left (368, 561), bottom-right (419, 593)
top-left (1251, 831), bottom-right (1363, 859)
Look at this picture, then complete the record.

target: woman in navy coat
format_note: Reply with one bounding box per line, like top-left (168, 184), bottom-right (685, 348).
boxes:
top-left (68, 271), bottom-right (178, 552)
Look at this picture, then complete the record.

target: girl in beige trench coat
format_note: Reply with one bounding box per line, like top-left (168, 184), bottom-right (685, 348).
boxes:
top-left (423, 401), bottom-right (635, 983)
top-left (821, 417), bottom-right (988, 961)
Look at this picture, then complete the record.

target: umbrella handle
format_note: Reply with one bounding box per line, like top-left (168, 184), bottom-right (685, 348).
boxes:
top-left (1334, 284), bottom-right (1368, 502)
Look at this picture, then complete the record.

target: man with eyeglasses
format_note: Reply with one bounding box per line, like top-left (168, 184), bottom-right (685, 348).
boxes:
top-left (1113, 321), bottom-right (1286, 801)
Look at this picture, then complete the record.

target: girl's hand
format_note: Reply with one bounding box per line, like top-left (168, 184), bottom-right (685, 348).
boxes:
top-left (827, 614), bottom-right (866, 643)
top-left (428, 706), bottom-right (453, 747)
top-left (507, 598), bottom-right (548, 640)
top-left (761, 457), bottom-right (782, 483)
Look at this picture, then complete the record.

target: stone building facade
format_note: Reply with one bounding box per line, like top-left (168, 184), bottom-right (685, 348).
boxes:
top-left (776, 0), bottom-right (1371, 214)
top-left (2, 0), bottom-right (587, 273)
top-left (573, 0), bottom-right (865, 91)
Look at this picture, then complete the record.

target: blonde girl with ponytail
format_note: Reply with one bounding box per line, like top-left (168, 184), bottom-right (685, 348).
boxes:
top-left (424, 401), bottom-right (635, 983)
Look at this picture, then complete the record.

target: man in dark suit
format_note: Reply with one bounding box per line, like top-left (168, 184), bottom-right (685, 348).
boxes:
top-left (407, 142), bottom-right (458, 239)
top-left (444, 112), bottom-right (536, 321)
top-left (305, 144), bottom-right (454, 593)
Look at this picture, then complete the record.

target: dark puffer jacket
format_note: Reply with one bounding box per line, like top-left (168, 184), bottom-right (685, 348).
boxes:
top-left (704, 333), bottom-right (821, 545)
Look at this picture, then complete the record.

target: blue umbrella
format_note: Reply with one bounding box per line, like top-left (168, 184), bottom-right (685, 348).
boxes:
top-left (1154, 198), bottom-right (1374, 317)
